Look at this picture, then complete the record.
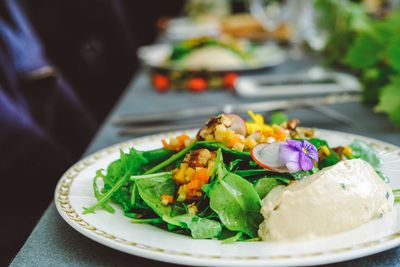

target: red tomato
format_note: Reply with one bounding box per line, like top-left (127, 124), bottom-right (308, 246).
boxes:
top-left (187, 77), bottom-right (207, 92)
top-left (152, 74), bottom-right (169, 92)
top-left (223, 73), bottom-right (238, 89)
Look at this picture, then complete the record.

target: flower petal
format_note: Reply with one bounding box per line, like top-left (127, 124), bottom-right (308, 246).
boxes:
top-left (286, 161), bottom-right (301, 173)
top-left (286, 139), bottom-right (303, 151)
top-left (303, 140), bottom-right (319, 161)
top-left (279, 143), bottom-right (299, 164)
top-left (299, 152), bottom-right (314, 171)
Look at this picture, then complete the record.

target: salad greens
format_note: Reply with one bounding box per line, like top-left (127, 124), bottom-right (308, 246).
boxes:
top-left (169, 36), bottom-right (253, 62)
top-left (84, 119), bottom-right (387, 242)
top-left (208, 149), bottom-right (263, 237)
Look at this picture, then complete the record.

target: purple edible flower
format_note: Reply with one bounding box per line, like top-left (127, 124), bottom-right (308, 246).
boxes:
top-left (279, 140), bottom-right (319, 173)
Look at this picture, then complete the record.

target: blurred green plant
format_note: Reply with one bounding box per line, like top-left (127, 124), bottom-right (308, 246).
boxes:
top-left (314, 0), bottom-right (400, 127)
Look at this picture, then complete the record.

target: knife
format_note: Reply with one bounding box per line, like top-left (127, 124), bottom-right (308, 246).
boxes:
top-left (113, 94), bottom-right (360, 125)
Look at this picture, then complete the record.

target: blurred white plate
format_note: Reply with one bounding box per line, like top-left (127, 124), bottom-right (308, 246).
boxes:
top-left (55, 129), bottom-right (400, 266)
top-left (165, 17), bottom-right (220, 41)
top-left (137, 43), bottom-right (287, 72)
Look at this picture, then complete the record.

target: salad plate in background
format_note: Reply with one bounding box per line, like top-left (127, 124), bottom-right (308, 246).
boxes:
top-left (138, 37), bottom-right (286, 73)
top-left (55, 113), bottom-right (400, 266)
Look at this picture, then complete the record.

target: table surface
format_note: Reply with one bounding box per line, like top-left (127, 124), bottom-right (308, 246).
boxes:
top-left (10, 56), bottom-right (400, 267)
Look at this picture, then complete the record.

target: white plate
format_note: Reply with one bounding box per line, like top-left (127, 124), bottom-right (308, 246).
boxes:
top-left (137, 43), bottom-right (287, 72)
top-left (165, 17), bottom-right (220, 41)
top-left (55, 129), bottom-right (400, 266)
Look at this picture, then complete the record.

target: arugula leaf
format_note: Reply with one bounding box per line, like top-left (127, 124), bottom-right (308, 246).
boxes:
top-left (228, 159), bottom-right (243, 172)
top-left (209, 149), bottom-right (263, 237)
top-left (131, 218), bottom-right (164, 224)
top-left (142, 148), bottom-right (175, 167)
top-left (233, 169), bottom-right (291, 184)
top-left (221, 231), bottom-right (244, 244)
top-left (349, 139), bottom-right (388, 182)
top-left (92, 170), bottom-right (115, 213)
top-left (133, 172), bottom-right (176, 217)
top-left (144, 141), bottom-right (251, 175)
top-left (84, 148), bottom-right (149, 214)
top-left (349, 140), bottom-right (381, 168)
top-left (200, 142), bottom-right (251, 160)
top-left (171, 214), bottom-right (222, 239)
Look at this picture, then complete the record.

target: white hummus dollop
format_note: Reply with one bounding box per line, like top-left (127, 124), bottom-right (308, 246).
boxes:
top-left (178, 46), bottom-right (244, 70)
top-left (258, 159), bottom-right (394, 241)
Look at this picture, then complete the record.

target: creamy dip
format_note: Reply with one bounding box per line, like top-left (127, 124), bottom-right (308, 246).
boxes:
top-left (258, 159), bottom-right (394, 241)
top-left (178, 46), bottom-right (244, 70)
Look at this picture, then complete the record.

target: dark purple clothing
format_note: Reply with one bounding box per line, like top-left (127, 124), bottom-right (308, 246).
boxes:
top-left (0, 1), bottom-right (96, 262)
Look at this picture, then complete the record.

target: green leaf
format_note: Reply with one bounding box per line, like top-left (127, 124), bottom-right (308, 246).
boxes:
top-left (93, 170), bottom-right (115, 213)
top-left (142, 148), bottom-right (175, 167)
top-left (349, 140), bottom-right (381, 168)
top-left (228, 159), bottom-right (243, 172)
top-left (209, 150), bottom-right (263, 237)
top-left (84, 148), bottom-right (149, 214)
top-left (233, 169), bottom-right (291, 184)
top-left (349, 139), bottom-right (388, 182)
top-left (308, 138), bottom-right (340, 168)
top-left (270, 112), bottom-right (288, 125)
top-left (134, 172), bottom-right (176, 217)
top-left (345, 34), bottom-right (382, 69)
top-left (172, 214), bottom-right (222, 239)
top-left (254, 178), bottom-right (279, 199)
top-left (144, 141), bottom-right (250, 175)
top-left (387, 36), bottom-right (400, 72)
top-left (221, 231), bottom-right (244, 244)
top-left (131, 218), bottom-right (164, 224)
top-left (376, 76), bottom-right (400, 127)
top-left (307, 138), bottom-right (328, 149)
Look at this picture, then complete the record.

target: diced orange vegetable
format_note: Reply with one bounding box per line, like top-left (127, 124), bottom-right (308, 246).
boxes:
top-left (162, 135), bottom-right (191, 151)
top-left (194, 168), bottom-right (209, 184)
top-left (162, 139), bottom-right (170, 149)
top-left (274, 128), bottom-right (286, 141)
top-left (187, 179), bottom-right (201, 191)
top-left (160, 194), bottom-right (174, 206)
top-left (177, 134), bottom-right (189, 144)
top-left (227, 136), bottom-right (241, 148)
top-left (185, 167), bottom-right (196, 179)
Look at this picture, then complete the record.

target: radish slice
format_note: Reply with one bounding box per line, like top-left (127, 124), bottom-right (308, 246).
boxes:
top-left (226, 114), bottom-right (247, 136)
top-left (251, 142), bottom-right (288, 173)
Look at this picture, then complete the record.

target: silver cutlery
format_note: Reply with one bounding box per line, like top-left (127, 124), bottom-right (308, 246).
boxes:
top-left (114, 94), bottom-right (360, 126)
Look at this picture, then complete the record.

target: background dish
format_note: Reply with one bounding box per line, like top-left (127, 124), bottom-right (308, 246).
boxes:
top-left (138, 43), bottom-right (287, 73)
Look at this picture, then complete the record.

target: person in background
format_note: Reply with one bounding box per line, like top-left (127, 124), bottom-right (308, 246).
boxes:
top-left (0, 0), bottom-right (98, 264)
top-left (0, 0), bottom-right (184, 265)
top-left (20, 0), bottom-right (185, 123)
